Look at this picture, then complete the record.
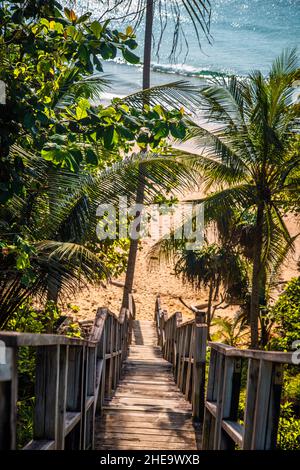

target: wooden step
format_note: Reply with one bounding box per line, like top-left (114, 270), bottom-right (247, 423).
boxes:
top-left (95, 319), bottom-right (198, 451)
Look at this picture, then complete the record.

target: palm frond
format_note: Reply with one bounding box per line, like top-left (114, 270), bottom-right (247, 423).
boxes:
top-left (98, 0), bottom-right (212, 60)
top-left (122, 80), bottom-right (201, 111)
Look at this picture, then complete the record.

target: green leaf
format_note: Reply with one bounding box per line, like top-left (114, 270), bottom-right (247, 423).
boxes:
top-left (122, 48), bottom-right (140, 65)
top-left (93, 55), bottom-right (103, 72)
top-left (68, 149), bottom-right (83, 171)
top-left (41, 148), bottom-right (64, 164)
top-left (125, 38), bottom-right (138, 50)
top-left (90, 20), bottom-right (102, 39)
top-left (103, 125), bottom-right (115, 147)
top-left (49, 134), bottom-right (67, 144)
top-left (53, 22), bottom-right (64, 34)
top-left (40, 18), bottom-right (50, 29)
top-left (16, 253), bottom-right (30, 270)
top-left (86, 148), bottom-right (98, 165)
top-left (170, 122), bottom-right (186, 139)
top-left (99, 43), bottom-right (117, 60)
top-left (154, 123), bottom-right (169, 140)
top-left (118, 125), bottom-right (134, 140)
top-left (77, 12), bottom-right (92, 24)
top-left (75, 98), bottom-right (90, 120)
top-left (78, 44), bottom-right (89, 63)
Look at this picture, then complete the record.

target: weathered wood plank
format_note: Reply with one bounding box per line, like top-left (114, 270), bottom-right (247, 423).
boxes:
top-left (34, 346), bottom-right (60, 448)
top-left (95, 320), bottom-right (198, 451)
top-left (192, 321), bottom-right (207, 423)
top-left (209, 342), bottom-right (294, 364)
top-left (0, 348), bottom-right (17, 450)
top-left (57, 345), bottom-right (68, 450)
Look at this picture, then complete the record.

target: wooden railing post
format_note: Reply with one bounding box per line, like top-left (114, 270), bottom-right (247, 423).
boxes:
top-left (98, 319), bottom-right (107, 412)
top-left (214, 356), bottom-right (242, 449)
top-left (161, 310), bottom-right (168, 357)
top-left (33, 345), bottom-right (60, 449)
top-left (184, 324), bottom-right (194, 400)
top-left (243, 358), bottom-right (260, 449)
top-left (244, 359), bottom-right (283, 450)
top-left (65, 346), bottom-right (85, 449)
top-left (106, 316), bottom-right (114, 400)
top-left (0, 347), bottom-right (17, 449)
top-left (192, 314), bottom-right (207, 425)
top-left (202, 348), bottom-right (218, 449)
top-left (57, 345), bottom-right (68, 450)
top-left (82, 345), bottom-right (96, 450)
top-left (173, 312), bottom-right (182, 374)
top-left (179, 325), bottom-right (189, 393)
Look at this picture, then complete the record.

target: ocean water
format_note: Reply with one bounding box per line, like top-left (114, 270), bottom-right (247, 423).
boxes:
top-left (74, 0), bottom-right (300, 97)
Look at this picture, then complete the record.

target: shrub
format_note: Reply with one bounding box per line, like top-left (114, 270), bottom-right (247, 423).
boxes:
top-left (277, 402), bottom-right (300, 450)
top-left (269, 277), bottom-right (300, 351)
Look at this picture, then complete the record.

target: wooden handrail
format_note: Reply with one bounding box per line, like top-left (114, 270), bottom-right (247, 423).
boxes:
top-left (0, 332), bottom-right (91, 347)
top-left (208, 341), bottom-right (294, 363)
top-left (0, 293), bottom-right (136, 450)
top-left (154, 295), bottom-right (207, 424)
top-left (154, 295), bottom-right (299, 450)
top-left (202, 342), bottom-right (298, 450)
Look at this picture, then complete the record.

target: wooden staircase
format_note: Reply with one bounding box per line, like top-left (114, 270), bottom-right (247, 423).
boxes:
top-left (0, 295), bottom-right (295, 451)
top-left (95, 320), bottom-right (200, 450)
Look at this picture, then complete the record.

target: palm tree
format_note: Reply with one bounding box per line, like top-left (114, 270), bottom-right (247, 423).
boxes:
top-left (0, 141), bottom-right (200, 327)
top-left (181, 48), bottom-right (300, 348)
top-left (96, 0), bottom-right (212, 307)
top-left (175, 244), bottom-right (248, 336)
top-left (212, 313), bottom-right (248, 347)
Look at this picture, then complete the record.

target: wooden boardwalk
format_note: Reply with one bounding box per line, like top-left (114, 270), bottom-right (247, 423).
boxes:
top-left (95, 320), bottom-right (200, 450)
top-left (0, 296), bottom-right (296, 450)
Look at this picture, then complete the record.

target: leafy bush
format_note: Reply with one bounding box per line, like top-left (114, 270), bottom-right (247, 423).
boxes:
top-left (7, 301), bottom-right (60, 334)
top-left (212, 314), bottom-right (248, 347)
top-left (277, 402), bottom-right (300, 450)
top-left (269, 277), bottom-right (300, 351)
top-left (283, 371), bottom-right (300, 405)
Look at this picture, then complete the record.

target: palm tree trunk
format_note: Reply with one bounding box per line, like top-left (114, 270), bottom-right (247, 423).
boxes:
top-left (122, 0), bottom-right (154, 308)
top-left (121, 170), bottom-right (146, 308)
top-left (250, 203), bottom-right (264, 349)
top-left (206, 280), bottom-right (214, 340)
top-left (142, 0), bottom-right (154, 90)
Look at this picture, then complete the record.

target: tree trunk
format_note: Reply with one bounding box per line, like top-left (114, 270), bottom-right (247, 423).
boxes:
top-left (206, 281), bottom-right (214, 340)
top-left (142, 0), bottom-right (154, 90)
top-left (47, 278), bottom-right (60, 304)
top-left (122, 0), bottom-right (154, 309)
top-left (121, 169), bottom-right (146, 308)
top-left (250, 203), bottom-right (264, 349)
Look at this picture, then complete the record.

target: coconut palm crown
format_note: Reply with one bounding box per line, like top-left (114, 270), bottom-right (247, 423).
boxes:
top-left (184, 48), bottom-right (300, 347)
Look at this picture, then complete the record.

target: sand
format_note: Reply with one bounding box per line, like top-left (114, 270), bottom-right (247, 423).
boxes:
top-left (63, 213), bottom-right (299, 325)
top-left (61, 138), bottom-right (300, 325)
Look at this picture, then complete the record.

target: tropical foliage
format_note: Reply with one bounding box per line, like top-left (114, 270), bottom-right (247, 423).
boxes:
top-left (0, 0), bottom-right (203, 326)
top-left (212, 314), bottom-right (248, 347)
top-left (174, 244), bottom-right (248, 333)
top-left (269, 276), bottom-right (300, 351)
top-left (179, 48), bottom-right (300, 347)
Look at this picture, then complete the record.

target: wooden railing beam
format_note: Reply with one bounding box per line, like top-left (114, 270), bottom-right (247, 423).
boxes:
top-left (0, 293), bottom-right (135, 450)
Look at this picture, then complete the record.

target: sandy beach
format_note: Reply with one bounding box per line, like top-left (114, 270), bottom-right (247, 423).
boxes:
top-left (63, 186), bottom-right (300, 325)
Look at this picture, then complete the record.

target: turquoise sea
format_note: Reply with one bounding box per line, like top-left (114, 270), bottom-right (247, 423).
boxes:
top-left (75, 0), bottom-right (300, 98)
